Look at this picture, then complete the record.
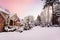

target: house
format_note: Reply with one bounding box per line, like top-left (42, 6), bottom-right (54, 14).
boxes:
top-left (0, 7), bottom-right (9, 32)
top-left (5, 14), bottom-right (25, 32)
top-left (9, 14), bottom-right (21, 27)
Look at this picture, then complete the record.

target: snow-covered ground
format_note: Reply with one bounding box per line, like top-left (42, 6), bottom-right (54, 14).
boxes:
top-left (0, 26), bottom-right (60, 40)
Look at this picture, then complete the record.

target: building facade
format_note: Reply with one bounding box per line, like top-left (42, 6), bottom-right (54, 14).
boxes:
top-left (0, 7), bottom-right (9, 32)
top-left (9, 14), bottom-right (21, 26)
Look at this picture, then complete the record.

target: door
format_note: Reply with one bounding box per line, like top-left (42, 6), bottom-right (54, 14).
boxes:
top-left (10, 20), bottom-right (13, 26)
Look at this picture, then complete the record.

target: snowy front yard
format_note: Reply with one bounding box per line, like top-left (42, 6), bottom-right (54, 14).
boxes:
top-left (0, 26), bottom-right (60, 40)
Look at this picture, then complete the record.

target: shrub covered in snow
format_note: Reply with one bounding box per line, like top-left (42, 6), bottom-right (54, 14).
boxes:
top-left (23, 16), bottom-right (35, 30)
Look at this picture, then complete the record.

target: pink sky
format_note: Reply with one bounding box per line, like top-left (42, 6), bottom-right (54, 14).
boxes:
top-left (0, 0), bottom-right (44, 19)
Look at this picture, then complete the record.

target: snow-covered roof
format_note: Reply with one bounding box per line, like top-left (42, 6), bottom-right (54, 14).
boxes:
top-left (9, 13), bottom-right (21, 21)
top-left (0, 7), bottom-right (10, 14)
top-left (9, 13), bottom-right (15, 18)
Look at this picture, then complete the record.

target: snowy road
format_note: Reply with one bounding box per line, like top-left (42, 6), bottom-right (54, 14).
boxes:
top-left (0, 26), bottom-right (60, 40)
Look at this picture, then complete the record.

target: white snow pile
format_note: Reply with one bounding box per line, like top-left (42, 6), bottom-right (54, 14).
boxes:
top-left (0, 26), bottom-right (60, 40)
top-left (0, 7), bottom-right (10, 14)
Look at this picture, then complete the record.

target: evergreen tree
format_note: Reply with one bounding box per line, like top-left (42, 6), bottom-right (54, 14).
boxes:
top-left (35, 15), bottom-right (41, 26)
top-left (42, 0), bottom-right (59, 9)
top-left (37, 15), bottom-right (41, 23)
top-left (42, 0), bottom-right (59, 25)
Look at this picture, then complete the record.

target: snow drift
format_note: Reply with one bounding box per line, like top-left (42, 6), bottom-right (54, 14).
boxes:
top-left (0, 26), bottom-right (60, 40)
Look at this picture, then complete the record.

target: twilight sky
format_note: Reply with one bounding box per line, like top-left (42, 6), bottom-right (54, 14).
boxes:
top-left (0, 0), bottom-right (44, 19)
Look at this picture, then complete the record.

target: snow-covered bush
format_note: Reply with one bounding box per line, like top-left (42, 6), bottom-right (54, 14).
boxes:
top-left (4, 26), bottom-right (16, 32)
top-left (23, 16), bottom-right (35, 30)
top-left (14, 26), bottom-right (24, 33)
